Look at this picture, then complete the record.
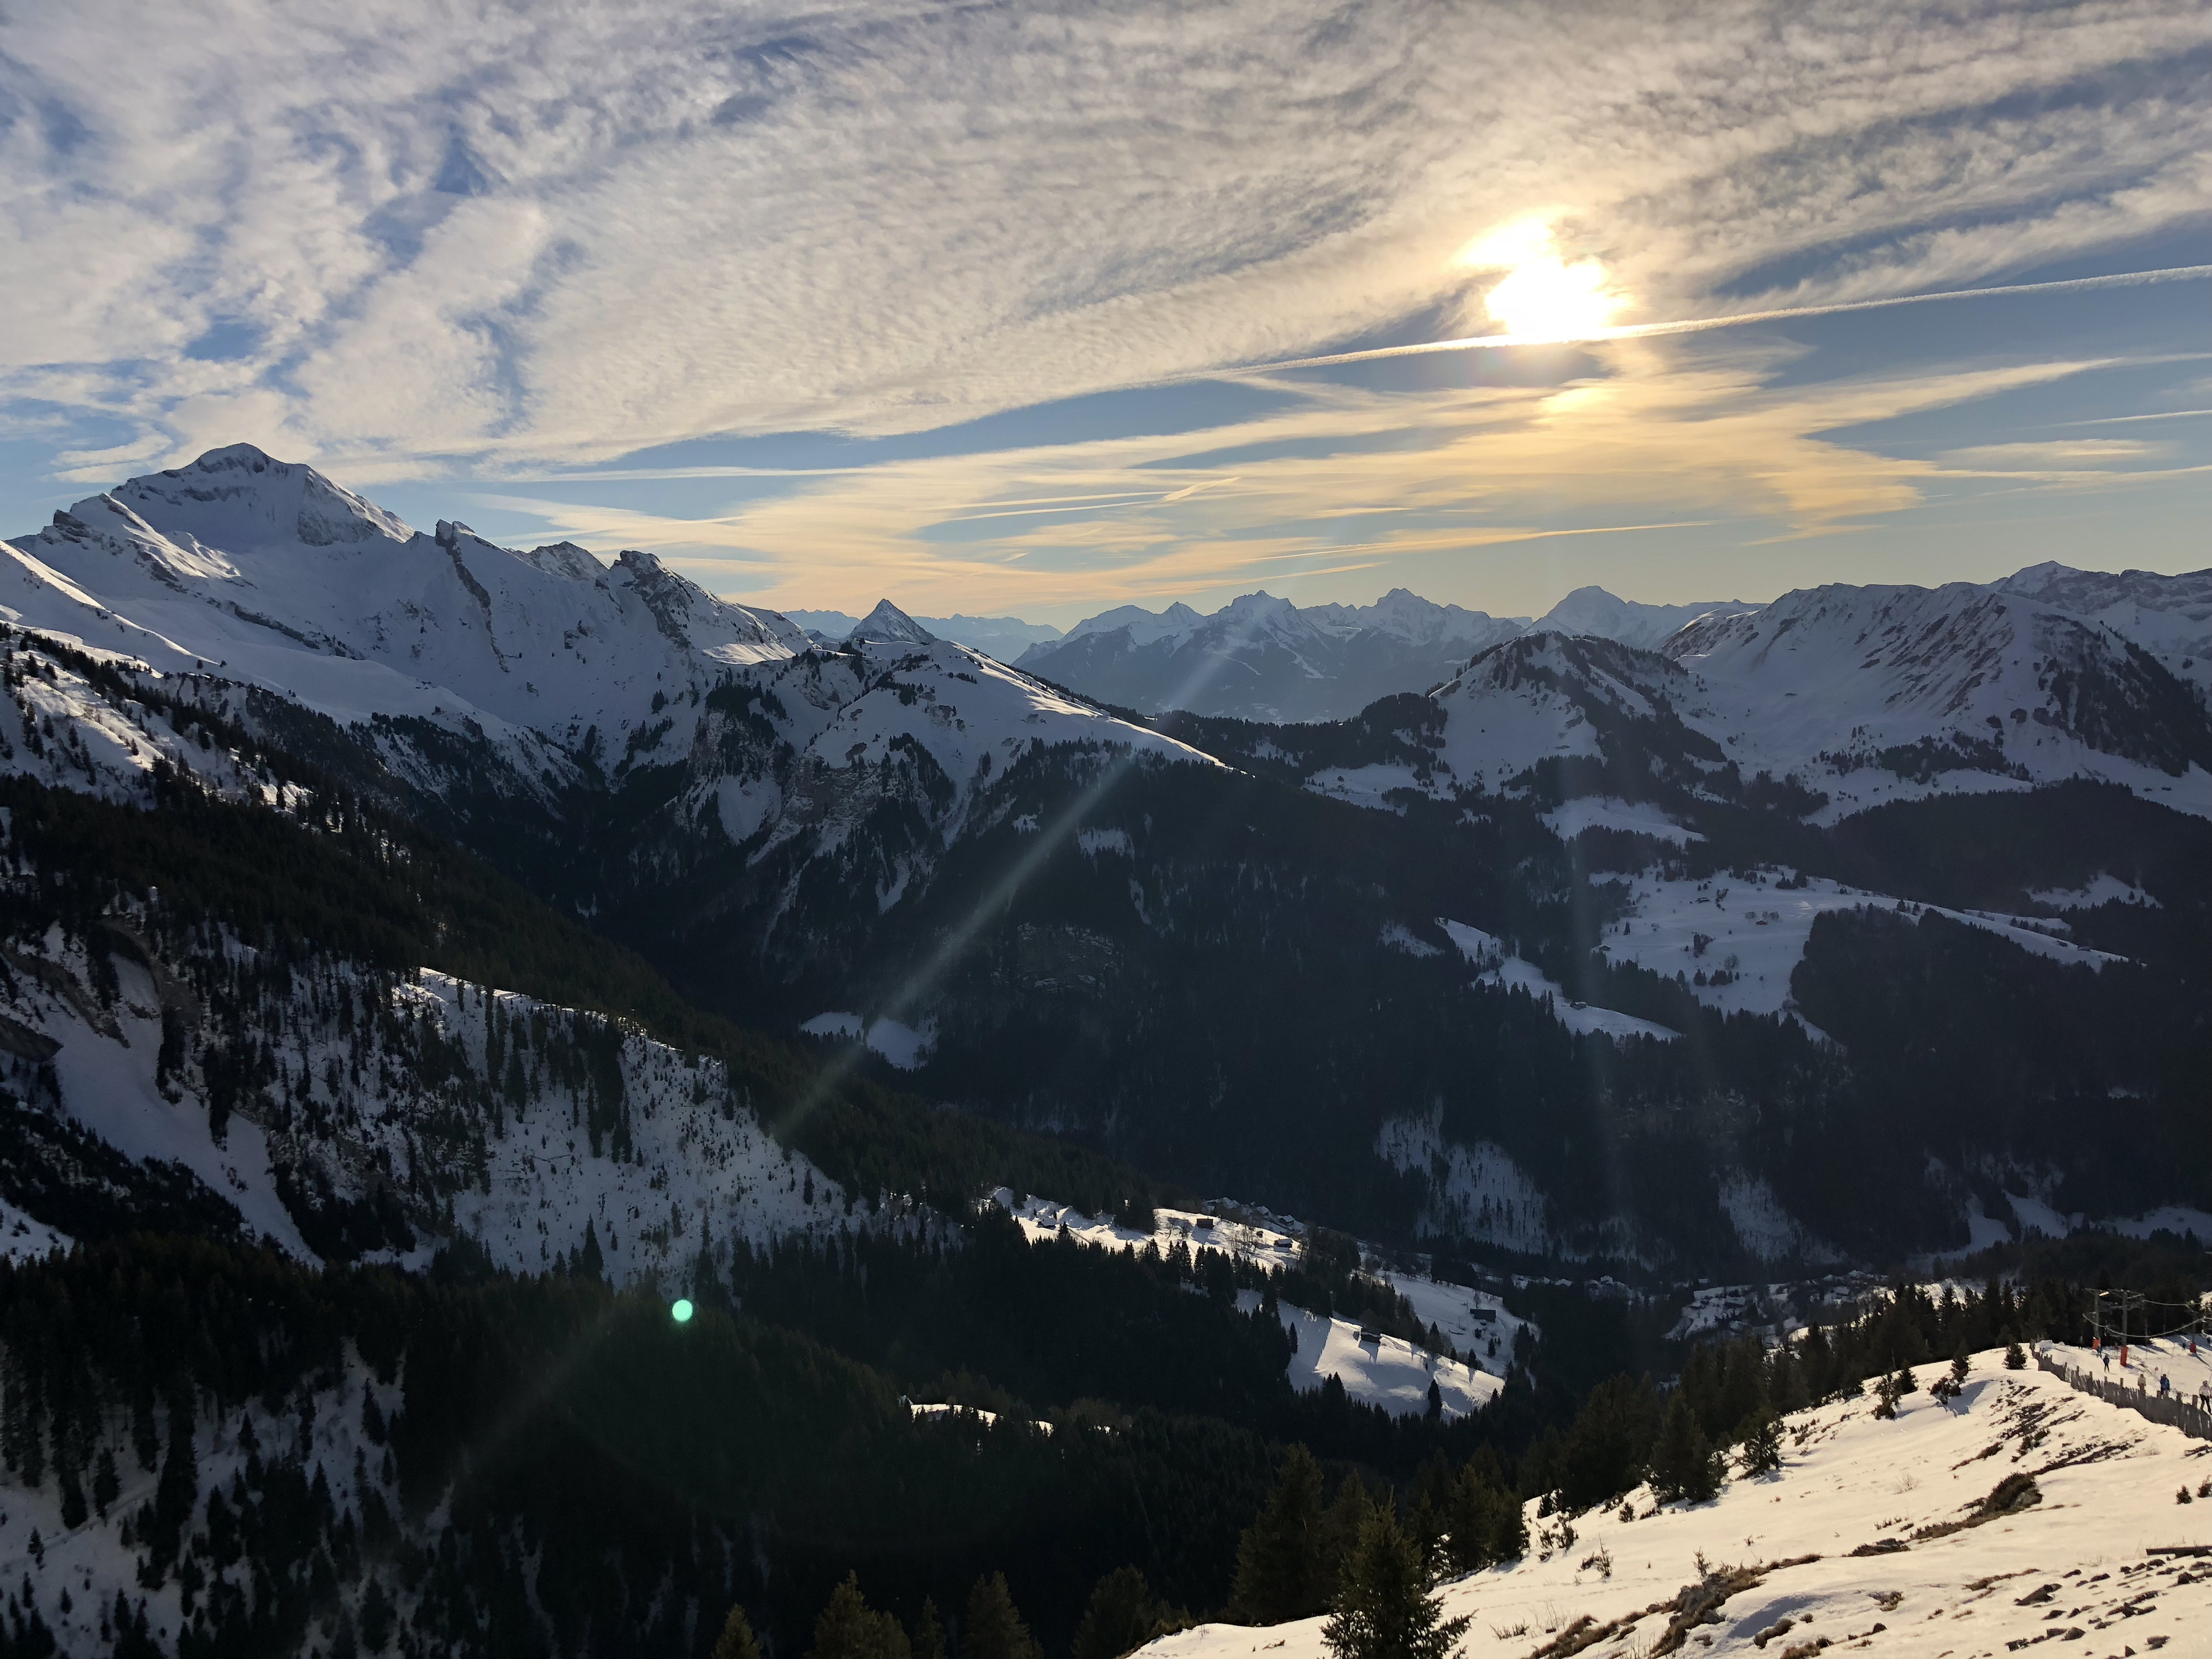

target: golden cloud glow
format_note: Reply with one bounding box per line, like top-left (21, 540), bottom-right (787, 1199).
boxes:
top-left (474, 341), bottom-right (2150, 622)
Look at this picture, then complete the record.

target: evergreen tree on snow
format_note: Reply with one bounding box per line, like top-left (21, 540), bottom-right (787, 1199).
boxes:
top-left (1230, 1444), bottom-right (1328, 1623)
top-left (1073, 1567), bottom-right (1186, 1659)
top-left (1648, 1392), bottom-right (1721, 1504)
top-left (1738, 1413), bottom-right (1782, 1477)
top-left (964, 1573), bottom-right (1041, 1659)
top-left (1321, 1506), bottom-right (1469, 1659)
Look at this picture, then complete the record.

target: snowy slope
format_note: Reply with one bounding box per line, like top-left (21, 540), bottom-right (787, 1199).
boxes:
top-left (1375, 1115), bottom-right (1562, 1258)
top-left (1134, 1352), bottom-right (2212, 1659)
top-left (1438, 920), bottom-right (1681, 1044)
top-left (1996, 561), bottom-right (2212, 695)
top-left (1260, 1295), bottom-right (1500, 1419)
top-left (0, 851), bottom-right (861, 1283)
top-left (1377, 1270), bottom-right (1535, 1376)
top-left (1590, 872), bottom-right (2121, 1025)
top-left (1666, 582), bottom-right (2212, 820)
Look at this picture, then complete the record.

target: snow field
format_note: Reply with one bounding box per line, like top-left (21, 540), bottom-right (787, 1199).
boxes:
top-left (1377, 1271), bottom-right (1535, 1378)
top-left (1595, 872), bottom-right (2122, 1027)
top-left (800, 1010), bottom-right (938, 1069)
top-left (1541, 797), bottom-right (1703, 847)
top-left (999, 1192), bottom-right (1494, 1420)
top-left (1137, 1353), bottom-right (2212, 1659)
top-left (1438, 921), bottom-right (1680, 1044)
top-left (1245, 1293), bottom-right (1500, 1420)
top-left (0, 884), bottom-right (867, 1286)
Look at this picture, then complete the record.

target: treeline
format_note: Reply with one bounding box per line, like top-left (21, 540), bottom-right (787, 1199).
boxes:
top-left (1522, 1277), bottom-right (2080, 1517)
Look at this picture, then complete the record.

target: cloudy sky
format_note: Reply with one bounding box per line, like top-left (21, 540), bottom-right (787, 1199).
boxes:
top-left (3, 1), bottom-right (2207, 625)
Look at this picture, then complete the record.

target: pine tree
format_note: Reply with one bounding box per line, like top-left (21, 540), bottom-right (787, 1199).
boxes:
top-left (2004, 1340), bottom-right (2027, 1370)
top-left (59, 1458), bottom-right (86, 1528)
top-left (1319, 1473), bottom-right (1378, 1603)
top-left (1073, 1567), bottom-right (1183, 1659)
top-left (1231, 1444), bottom-right (1328, 1623)
top-left (1950, 1347), bottom-right (1971, 1386)
top-left (361, 1579), bottom-right (393, 1653)
top-left (92, 1447), bottom-right (118, 1516)
top-left (1648, 1392), bottom-right (1721, 1504)
top-left (1442, 1478), bottom-right (1495, 1575)
top-left (148, 1385), bottom-right (198, 1566)
top-left (1321, 1507), bottom-right (1470, 1659)
top-left (965, 1573), bottom-right (1041, 1659)
top-left (578, 1220), bottom-right (605, 1282)
top-left (1408, 1491), bottom-right (1447, 1583)
top-left (811, 1574), bottom-right (911, 1659)
top-left (1871, 1370), bottom-right (1901, 1420)
top-left (714, 1604), bottom-right (763, 1659)
top-left (911, 1599), bottom-right (946, 1659)
top-left (1737, 1413), bottom-right (1782, 1477)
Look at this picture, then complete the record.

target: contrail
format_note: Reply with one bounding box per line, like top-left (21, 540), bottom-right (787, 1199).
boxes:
top-left (1209, 264), bottom-right (2212, 379)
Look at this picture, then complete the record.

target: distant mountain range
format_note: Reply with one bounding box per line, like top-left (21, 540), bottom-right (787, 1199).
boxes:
top-left (784, 586), bottom-right (1750, 721)
top-left (1008, 586), bottom-right (1752, 721)
top-left (1010, 568), bottom-right (2212, 723)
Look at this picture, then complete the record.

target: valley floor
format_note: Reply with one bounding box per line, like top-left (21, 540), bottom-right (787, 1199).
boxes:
top-left (1141, 1349), bottom-right (2212, 1658)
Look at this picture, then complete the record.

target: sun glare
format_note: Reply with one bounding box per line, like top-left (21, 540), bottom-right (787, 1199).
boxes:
top-left (1455, 218), bottom-right (1623, 343)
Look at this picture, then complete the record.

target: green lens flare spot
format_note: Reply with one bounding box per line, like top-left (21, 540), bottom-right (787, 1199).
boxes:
top-left (671, 1298), bottom-right (695, 1324)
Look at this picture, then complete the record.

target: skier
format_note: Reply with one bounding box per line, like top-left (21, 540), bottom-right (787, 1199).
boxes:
top-left (2159, 1373), bottom-right (2172, 1399)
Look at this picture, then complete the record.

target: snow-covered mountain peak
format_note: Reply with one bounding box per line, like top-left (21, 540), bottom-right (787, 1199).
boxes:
top-left (5, 445), bottom-right (815, 750)
top-left (513, 539), bottom-right (607, 582)
top-left (1527, 585), bottom-right (1757, 649)
top-left (1343, 587), bottom-right (1525, 646)
top-left (112, 443), bottom-right (414, 554)
top-left (608, 549), bottom-right (805, 661)
top-left (1059, 601), bottom-right (1206, 648)
top-left (848, 598), bottom-right (936, 644)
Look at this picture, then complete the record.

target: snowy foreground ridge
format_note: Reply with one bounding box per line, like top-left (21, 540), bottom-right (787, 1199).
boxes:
top-left (1140, 1351), bottom-right (2212, 1659)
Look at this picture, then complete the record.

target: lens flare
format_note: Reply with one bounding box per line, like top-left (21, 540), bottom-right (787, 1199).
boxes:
top-left (671, 1298), bottom-right (695, 1323)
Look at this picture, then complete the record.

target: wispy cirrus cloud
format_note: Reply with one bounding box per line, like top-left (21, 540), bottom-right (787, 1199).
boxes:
top-left (6, 0), bottom-right (2211, 478)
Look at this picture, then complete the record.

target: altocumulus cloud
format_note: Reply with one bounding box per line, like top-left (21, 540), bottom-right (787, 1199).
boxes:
top-left (3, 0), bottom-right (2209, 484)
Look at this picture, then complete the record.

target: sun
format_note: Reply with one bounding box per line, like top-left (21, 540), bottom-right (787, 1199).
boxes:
top-left (1454, 218), bottom-right (1623, 343)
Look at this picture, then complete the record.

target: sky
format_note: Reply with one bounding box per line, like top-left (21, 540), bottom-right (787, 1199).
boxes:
top-left (2, 1), bottom-right (2208, 628)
